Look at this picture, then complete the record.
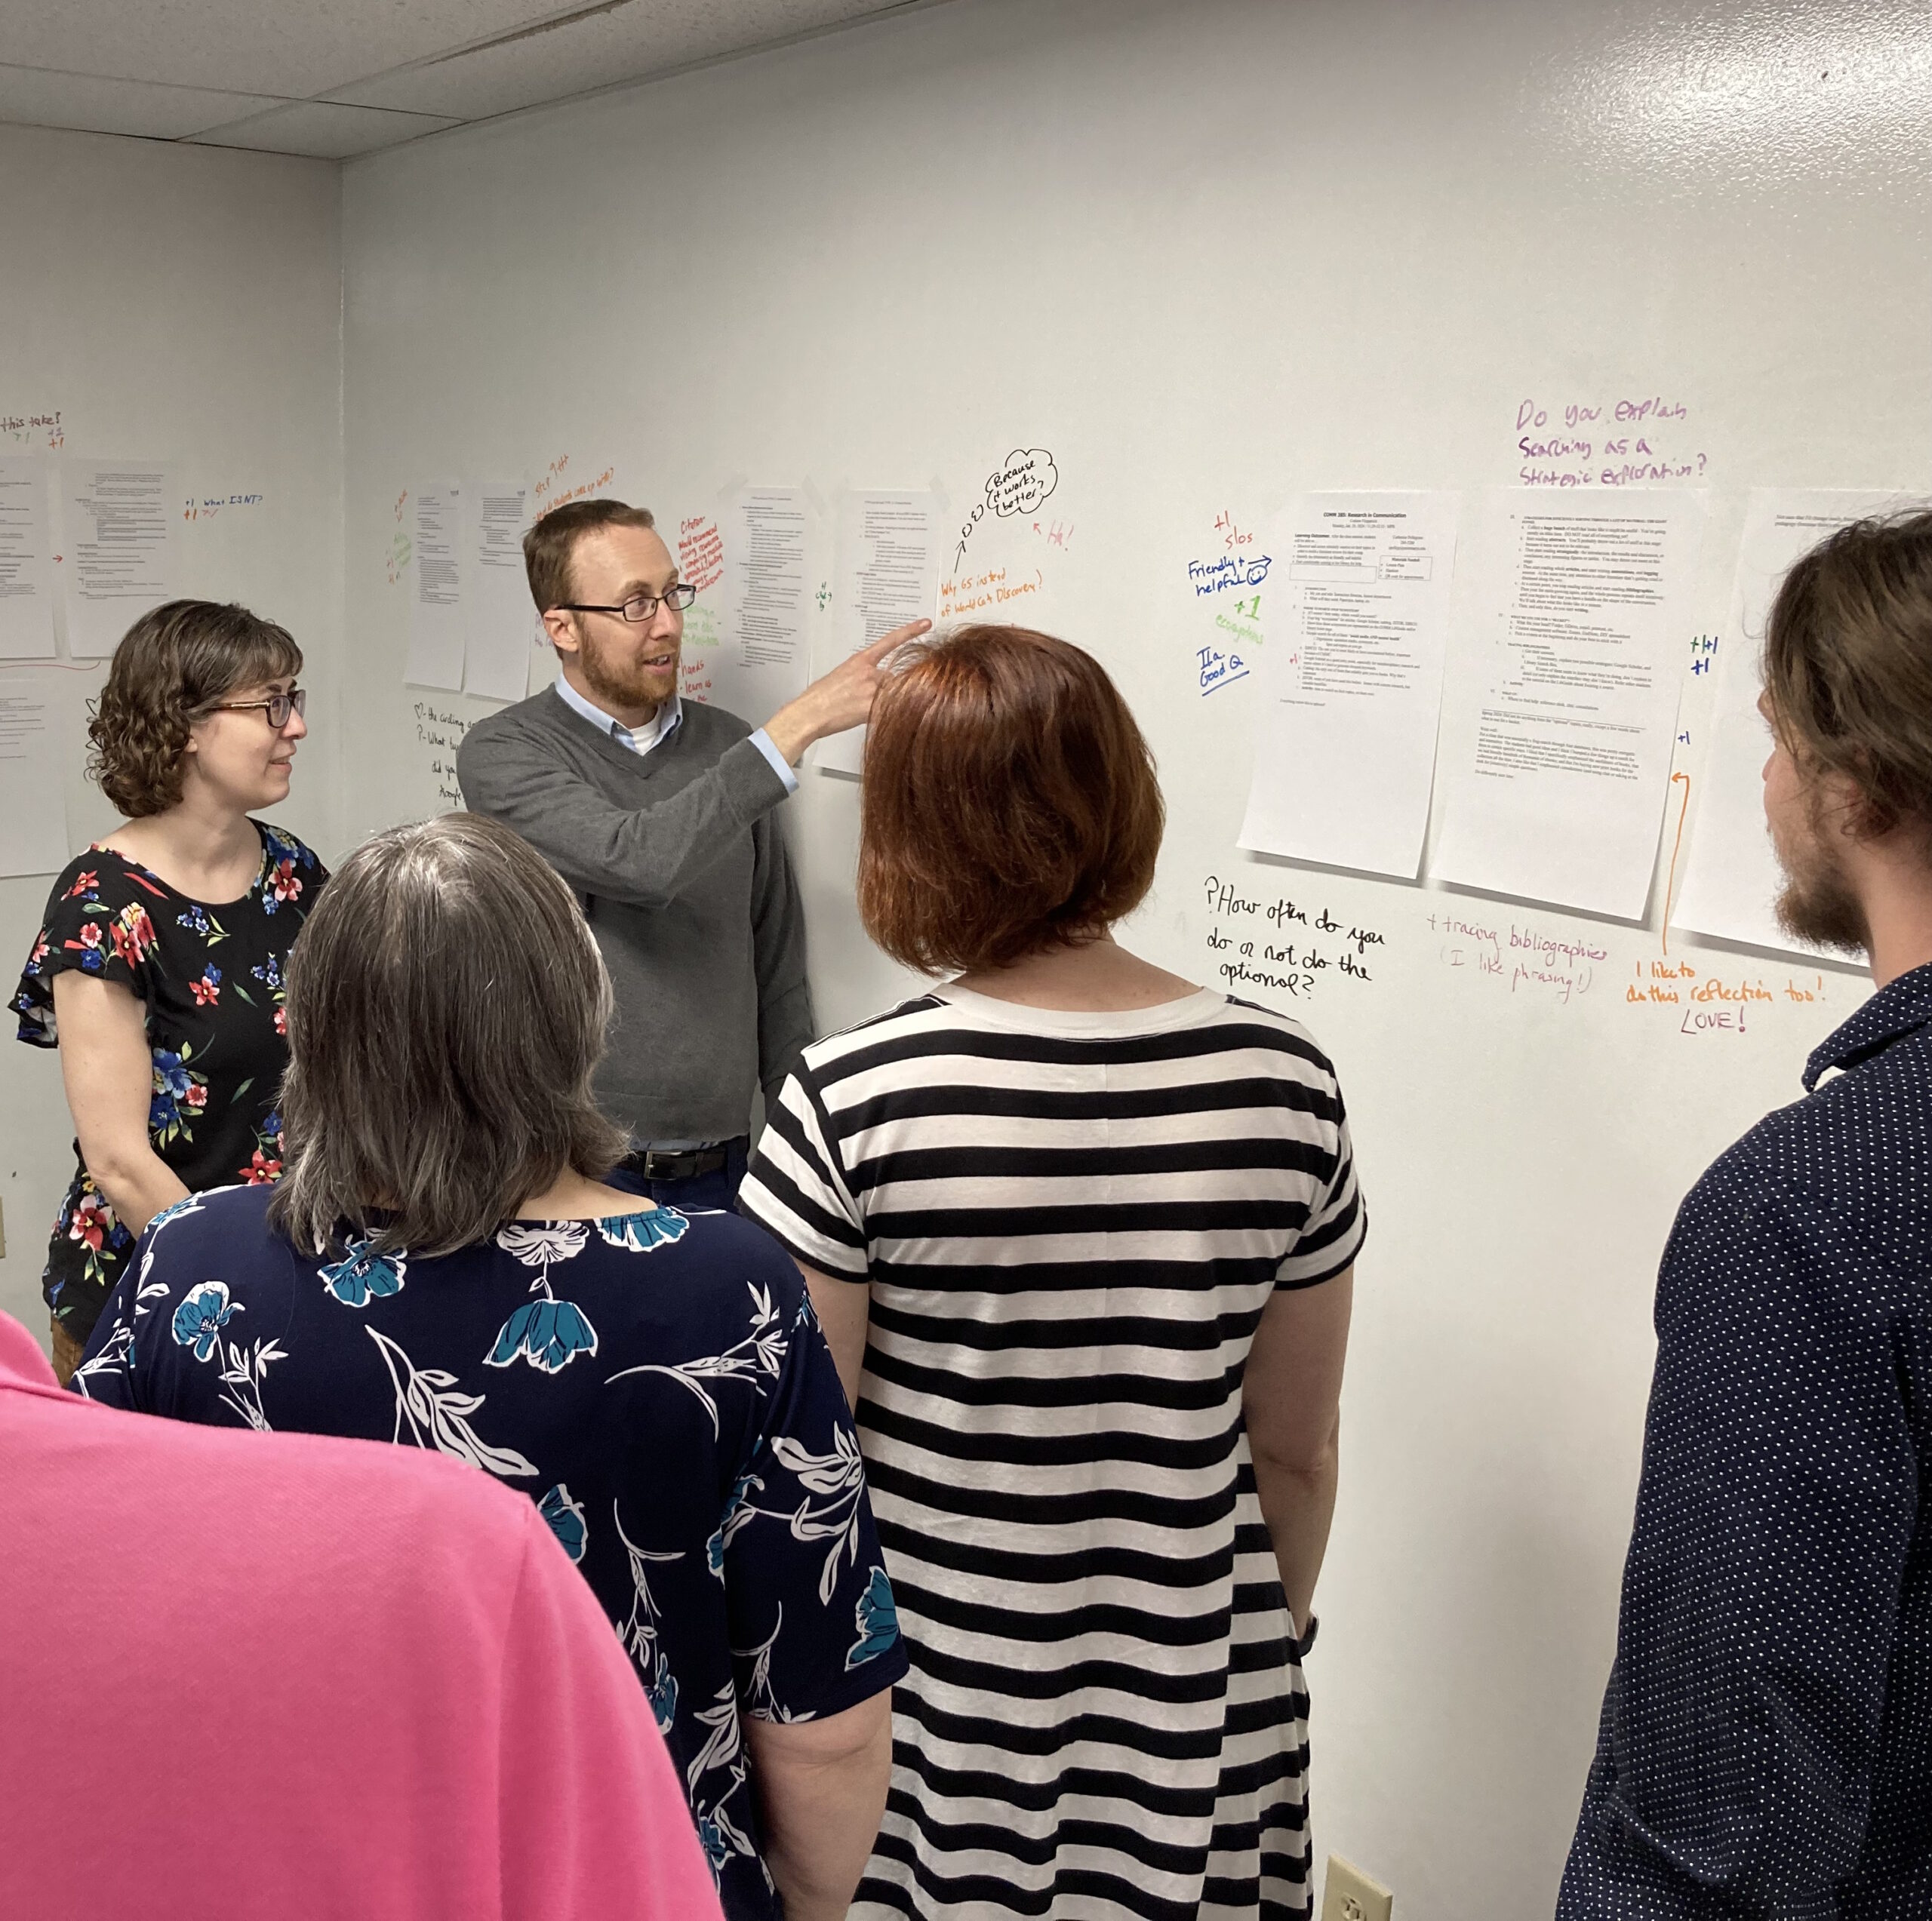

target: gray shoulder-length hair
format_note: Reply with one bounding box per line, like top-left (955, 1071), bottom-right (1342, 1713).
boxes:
top-left (267, 812), bottom-right (628, 1257)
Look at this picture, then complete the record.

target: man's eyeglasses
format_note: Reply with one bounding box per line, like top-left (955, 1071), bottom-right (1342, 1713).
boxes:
top-left (556, 584), bottom-right (699, 623)
top-left (211, 688), bottom-right (306, 730)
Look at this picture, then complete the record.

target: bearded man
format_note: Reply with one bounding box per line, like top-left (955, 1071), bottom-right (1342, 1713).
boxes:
top-left (1560, 510), bottom-right (1932, 1918)
top-left (458, 498), bottom-right (923, 1207)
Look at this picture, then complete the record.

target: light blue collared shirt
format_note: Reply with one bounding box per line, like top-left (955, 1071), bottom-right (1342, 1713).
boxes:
top-left (550, 673), bottom-right (798, 793)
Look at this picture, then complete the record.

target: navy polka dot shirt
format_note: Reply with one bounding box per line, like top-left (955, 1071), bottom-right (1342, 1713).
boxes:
top-left (1561, 964), bottom-right (1932, 1918)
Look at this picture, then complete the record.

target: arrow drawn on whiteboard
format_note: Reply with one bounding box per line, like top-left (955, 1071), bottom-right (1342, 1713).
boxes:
top-left (1661, 770), bottom-right (1692, 956)
top-left (953, 447), bottom-right (1059, 573)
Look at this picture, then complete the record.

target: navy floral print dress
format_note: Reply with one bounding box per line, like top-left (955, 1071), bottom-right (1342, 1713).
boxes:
top-left (11, 822), bottom-right (325, 1345)
top-left (75, 1182), bottom-right (907, 1921)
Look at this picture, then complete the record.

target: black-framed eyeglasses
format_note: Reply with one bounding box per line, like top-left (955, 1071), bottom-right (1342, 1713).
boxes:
top-left (211, 687), bottom-right (306, 729)
top-left (555, 583), bottom-right (699, 623)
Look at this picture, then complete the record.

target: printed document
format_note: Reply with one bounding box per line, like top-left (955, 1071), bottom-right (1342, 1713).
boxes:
top-left (1238, 491), bottom-right (1460, 877)
top-left (709, 486), bottom-right (813, 724)
top-left (63, 463), bottom-right (177, 661)
top-left (463, 481), bottom-right (533, 703)
top-left (406, 482), bottom-right (464, 692)
top-left (1673, 488), bottom-right (1911, 955)
top-left (816, 489), bottom-right (940, 776)
top-left (1432, 490), bottom-right (1706, 918)
top-left (0, 672), bottom-right (71, 875)
top-left (0, 459), bottom-right (56, 660)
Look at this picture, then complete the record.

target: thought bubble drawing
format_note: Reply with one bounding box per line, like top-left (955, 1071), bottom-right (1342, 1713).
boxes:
top-left (986, 448), bottom-right (1058, 518)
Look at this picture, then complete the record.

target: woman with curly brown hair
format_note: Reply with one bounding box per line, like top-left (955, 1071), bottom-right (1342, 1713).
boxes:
top-left (10, 600), bottom-right (324, 1378)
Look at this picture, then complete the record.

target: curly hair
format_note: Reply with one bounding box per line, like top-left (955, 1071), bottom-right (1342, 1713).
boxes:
top-left (88, 601), bottom-right (303, 817)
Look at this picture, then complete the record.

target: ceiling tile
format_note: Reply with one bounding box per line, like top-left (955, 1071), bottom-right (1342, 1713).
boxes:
top-left (0, 0), bottom-right (565, 100)
top-left (0, 62), bottom-right (285, 140)
top-left (326, 0), bottom-right (910, 122)
top-left (0, 0), bottom-right (954, 155)
top-left (186, 99), bottom-right (461, 160)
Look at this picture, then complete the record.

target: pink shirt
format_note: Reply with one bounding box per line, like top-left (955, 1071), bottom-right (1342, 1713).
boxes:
top-left (0, 1311), bottom-right (721, 1921)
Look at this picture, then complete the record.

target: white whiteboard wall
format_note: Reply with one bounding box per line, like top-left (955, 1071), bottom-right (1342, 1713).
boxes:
top-left (0, 127), bottom-right (344, 1343)
top-left (361, 0), bottom-right (1932, 1910)
top-left (0, 8), bottom-right (1915, 1910)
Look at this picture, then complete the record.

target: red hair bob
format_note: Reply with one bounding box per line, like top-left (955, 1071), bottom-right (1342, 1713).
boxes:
top-left (857, 624), bottom-right (1165, 975)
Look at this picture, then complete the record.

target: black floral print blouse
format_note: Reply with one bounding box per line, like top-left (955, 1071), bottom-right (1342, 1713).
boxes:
top-left (11, 821), bottom-right (326, 1342)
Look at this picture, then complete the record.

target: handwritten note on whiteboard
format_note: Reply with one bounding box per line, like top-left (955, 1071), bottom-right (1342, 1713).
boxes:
top-left (412, 698), bottom-right (469, 813)
top-left (407, 482), bottom-right (464, 692)
top-left (1431, 489), bottom-right (1706, 919)
top-left (1239, 492), bottom-right (1460, 878)
top-left (1511, 393), bottom-right (1708, 490)
top-left (63, 462), bottom-right (178, 660)
top-left (1673, 488), bottom-right (1912, 957)
top-left (815, 489), bottom-right (941, 776)
top-left (0, 458), bottom-right (56, 660)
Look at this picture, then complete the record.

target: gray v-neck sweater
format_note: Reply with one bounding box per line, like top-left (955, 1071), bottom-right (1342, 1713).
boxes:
top-left (457, 687), bottom-right (813, 1143)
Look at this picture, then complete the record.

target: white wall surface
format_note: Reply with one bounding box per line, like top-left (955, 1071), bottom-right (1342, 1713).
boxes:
top-left (339, 4), bottom-right (1932, 1909)
top-left (0, 126), bottom-right (343, 1342)
top-left (2, 0), bottom-right (1924, 1912)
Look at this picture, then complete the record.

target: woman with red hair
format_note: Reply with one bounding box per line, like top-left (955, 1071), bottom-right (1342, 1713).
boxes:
top-left (740, 624), bottom-right (1364, 1920)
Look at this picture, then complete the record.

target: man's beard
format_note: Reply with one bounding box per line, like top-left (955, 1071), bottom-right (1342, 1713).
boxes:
top-left (580, 628), bottom-right (675, 712)
top-left (1774, 814), bottom-right (1869, 956)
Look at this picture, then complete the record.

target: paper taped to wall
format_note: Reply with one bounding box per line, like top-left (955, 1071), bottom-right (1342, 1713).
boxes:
top-left (816, 488), bottom-right (941, 776)
top-left (62, 461), bottom-right (178, 661)
top-left (464, 480), bottom-right (533, 703)
top-left (1672, 487), bottom-right (1914, 956)
top-left (707, 484), bottom-right (813, 726)
top-left (0, 458), bottom-right (56, 661)
top-left (0, 670), bottom-right (71, 875)
top-left (1239, 491), bottom-right (1460, 879)
top-left (1432, 489), bottom-right (1706, 919)
top-left (407, 481), bottom-right (464, 691)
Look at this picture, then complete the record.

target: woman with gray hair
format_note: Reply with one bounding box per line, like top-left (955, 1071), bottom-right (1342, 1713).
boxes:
top-left (72, 811), bottom-right (905, 1921)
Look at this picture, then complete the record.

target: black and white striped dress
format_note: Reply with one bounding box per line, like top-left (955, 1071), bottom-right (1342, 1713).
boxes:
top-left (738, 985), bottom-right (1365, 1920)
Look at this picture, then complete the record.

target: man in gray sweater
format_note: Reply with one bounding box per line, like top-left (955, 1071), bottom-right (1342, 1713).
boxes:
top-left (457, 497), bottom-right (923, 1207)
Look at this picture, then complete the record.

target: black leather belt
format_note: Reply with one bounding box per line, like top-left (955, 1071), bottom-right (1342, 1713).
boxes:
top-left (622, 1146), bottom-right (729, 1182)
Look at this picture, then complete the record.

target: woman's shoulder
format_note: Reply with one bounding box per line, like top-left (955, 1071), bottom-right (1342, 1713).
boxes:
top-left (144, 1182), bottom-right (281, 1262)
top-left (13, 846), bottom-right (176, 1037)
top-left (551, 1205), bottom-right (804, 1314)
top-left (793, 985), bottom-right (1339, 1072)
top-left (254, 820), bottom-right (322, 862)
top-left (251, 821), bottom-right (328, 921)
top-left (794, 993), bottom-right (958, 1077)
top-left (596, 1205), bottom-right (801, 1288)
top-left (124, 1188), bottom-right (288, 1350)
top-left (37, 843), bottom-right (170, 916)
top-left (1213, 993), bottom-right (1343, 1080)
top-left (492, 1203), bottom-right (792, 1269)
top-left (254, 820), bottom-right (327, 877)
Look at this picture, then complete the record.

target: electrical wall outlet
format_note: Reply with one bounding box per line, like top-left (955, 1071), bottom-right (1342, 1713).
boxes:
top-left (1321, 1854), bottom-right (1394, 1921)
